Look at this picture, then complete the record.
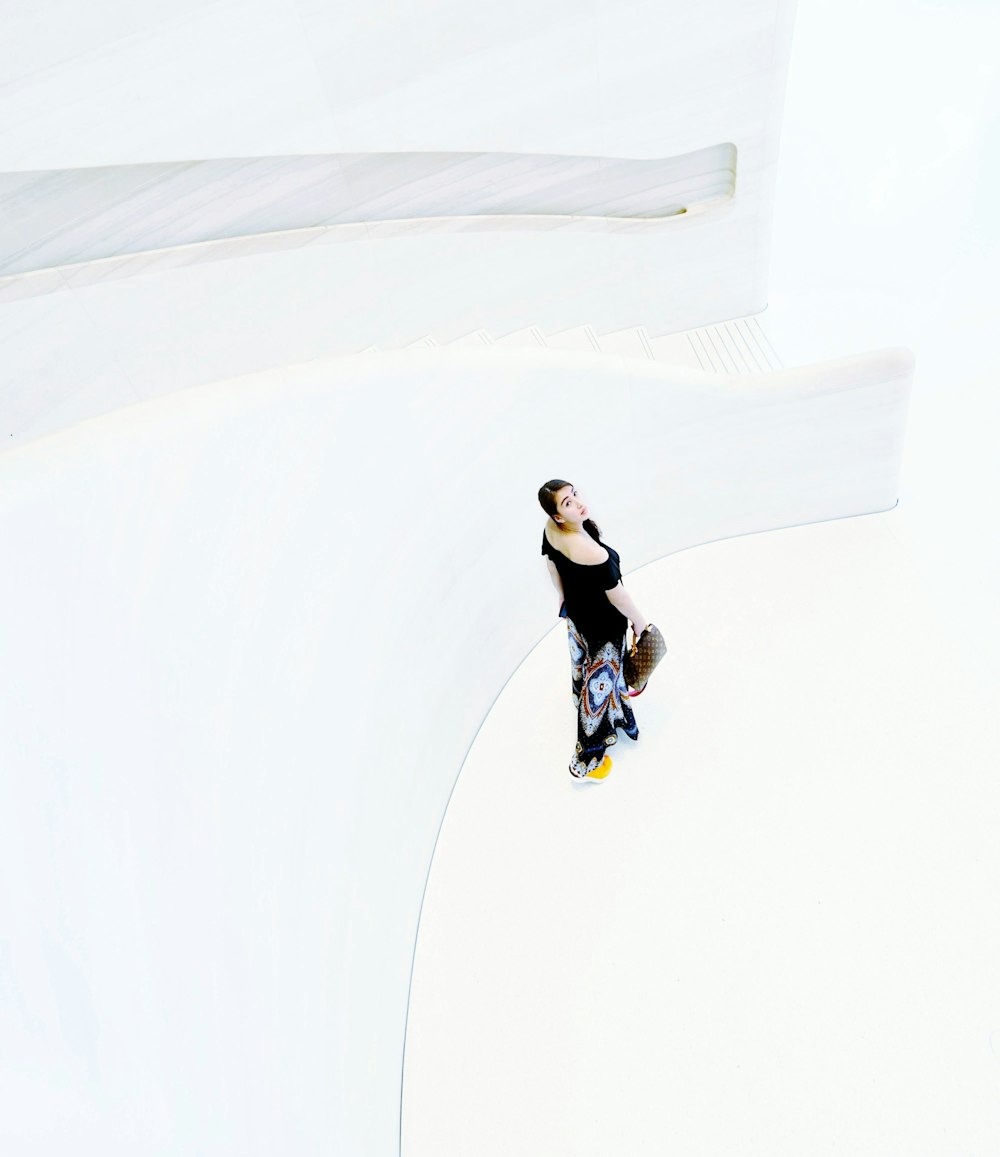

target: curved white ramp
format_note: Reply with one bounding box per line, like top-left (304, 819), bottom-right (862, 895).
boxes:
top-left (0, 347), bottom-right (912, 1153)
top-left (402, 513), bottom-right (1000, 1155)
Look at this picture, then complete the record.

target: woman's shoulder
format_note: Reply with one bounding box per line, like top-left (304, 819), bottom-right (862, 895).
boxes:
top-left (544, 521), bottom-right (609, 566)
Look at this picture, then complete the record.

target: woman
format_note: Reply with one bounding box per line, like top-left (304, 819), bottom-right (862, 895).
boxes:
top-left (538, 479), bottom-right (648, 781)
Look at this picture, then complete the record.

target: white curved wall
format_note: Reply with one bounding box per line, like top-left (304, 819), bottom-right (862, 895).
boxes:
top-left (3, 0), bottom-right (998, 1150)
top-left (0, 346), bottom-right (911, 1154)
top-left (1, 2), bottom-right (795, 167)
top-left (0, 2), bottom-right (939, 1153)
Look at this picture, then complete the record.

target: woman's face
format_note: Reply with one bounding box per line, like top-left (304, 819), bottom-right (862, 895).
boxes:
top-left (552, 483), bottom-right (589, 527)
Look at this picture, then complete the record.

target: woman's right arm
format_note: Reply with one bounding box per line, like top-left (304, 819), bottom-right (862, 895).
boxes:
top-left (546, 559), bottom-right (565, 609)
top-left (605, 582), bottom-right (648, 637)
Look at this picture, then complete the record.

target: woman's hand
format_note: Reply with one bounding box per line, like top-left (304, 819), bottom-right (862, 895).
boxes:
top-left (631, 620), bottom-right (648, 645)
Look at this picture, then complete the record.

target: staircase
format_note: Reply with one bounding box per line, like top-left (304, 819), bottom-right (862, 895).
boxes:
top-left (366, 315), bottom-right (782, 373)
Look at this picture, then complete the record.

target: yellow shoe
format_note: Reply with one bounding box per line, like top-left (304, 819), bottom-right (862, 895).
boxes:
top-left (586, 755), bottom-right (613, 780)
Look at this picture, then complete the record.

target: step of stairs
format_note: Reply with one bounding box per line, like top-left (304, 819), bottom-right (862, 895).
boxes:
top-left (646, 330), bottom-right (704, 370)
top-left (544, 325), bottom-right (601, 353)
top-left (667, 317), bottom-right (781, 373)
top-left (491, 325), bottom-right (547, 350)
top-left (448, 329), bottom-right (494, 348)
top-left (599, 326), bottom-right (654, 361)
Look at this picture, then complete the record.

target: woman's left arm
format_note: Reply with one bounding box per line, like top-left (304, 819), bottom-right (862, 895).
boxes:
top-left (605, 582), bottom-right (648, 637)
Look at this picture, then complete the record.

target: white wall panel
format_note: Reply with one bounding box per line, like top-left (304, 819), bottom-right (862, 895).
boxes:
top-left (0, 2), bottom-right (795, 167)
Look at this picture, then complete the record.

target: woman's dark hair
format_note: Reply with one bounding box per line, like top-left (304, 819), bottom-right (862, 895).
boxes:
top-left (537, 478), bottom-right (603, 542)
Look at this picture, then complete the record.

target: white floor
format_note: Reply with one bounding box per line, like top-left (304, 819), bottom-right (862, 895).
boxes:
top-left (402, 507), bottom-right (1000, 1154)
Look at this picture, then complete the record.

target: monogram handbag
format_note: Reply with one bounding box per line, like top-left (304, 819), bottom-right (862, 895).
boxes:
top-left (624, 624), bottom-right (667, 697)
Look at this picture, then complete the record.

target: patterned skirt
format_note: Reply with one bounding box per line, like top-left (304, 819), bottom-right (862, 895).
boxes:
top-left (566, 616), bottom-right (639, 777)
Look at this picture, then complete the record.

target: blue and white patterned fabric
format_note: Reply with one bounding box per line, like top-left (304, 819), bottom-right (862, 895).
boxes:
top-left (566, 617), bottom-right (639, 777)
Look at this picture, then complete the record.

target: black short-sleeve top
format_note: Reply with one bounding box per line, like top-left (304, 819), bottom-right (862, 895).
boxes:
top-left (541, 527), bottom-right (628, 644)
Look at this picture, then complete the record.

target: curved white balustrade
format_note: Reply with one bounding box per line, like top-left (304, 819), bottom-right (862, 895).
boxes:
top-left (0, 145), bottom-right (736, 277)
top-left (0, 225), bottom-right (773, 448)
top-left (0, 344), bottom-right (912, 1154)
